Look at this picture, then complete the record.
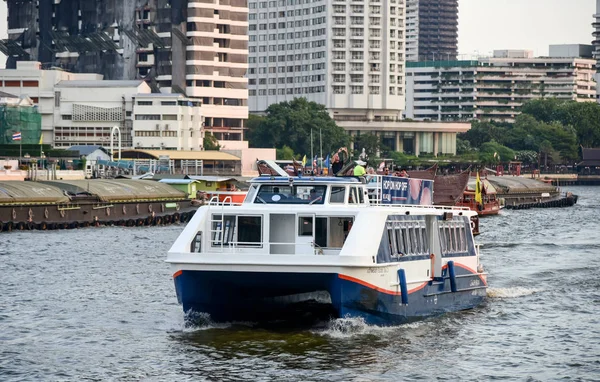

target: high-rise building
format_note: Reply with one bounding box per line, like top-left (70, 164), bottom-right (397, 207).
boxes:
top-left (593, 0), bottom-right (600, 102)
top-left (405, 0), bottom-right (458, 62)
top-left (3, 0), bottom-right (248, 141)
top-left (405, 52), bottom-right (596, 123)
top-left (247, 0), bottom-right (470, 157)
top-left (248, 0), bottom-right (406, 117)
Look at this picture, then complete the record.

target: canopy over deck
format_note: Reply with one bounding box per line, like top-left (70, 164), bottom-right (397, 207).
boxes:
top-left (40, 180), bottom-right (186, 202)
top-left (0, 181), bottom-right (70, 204)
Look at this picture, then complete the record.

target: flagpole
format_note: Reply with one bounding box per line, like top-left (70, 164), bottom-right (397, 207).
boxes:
top-left (19, 138), bottom-right (22, 168)
top-left (319, 128), bottom-right (322, 162)
top-left (310, 128), bottom-right (313, 170)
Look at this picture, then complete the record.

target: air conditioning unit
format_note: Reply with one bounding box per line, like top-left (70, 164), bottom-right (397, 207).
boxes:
top-left (156, 124), bottom-right (160, 130)
top-left (165, 124), bottom-right (170, 130)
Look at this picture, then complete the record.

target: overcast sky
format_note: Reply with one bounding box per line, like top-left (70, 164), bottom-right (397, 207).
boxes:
top-left (0, 0), bottom-right (596, 67)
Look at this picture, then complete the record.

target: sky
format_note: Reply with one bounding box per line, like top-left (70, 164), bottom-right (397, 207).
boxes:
top-left (0, 0), bottom-right (596, 67)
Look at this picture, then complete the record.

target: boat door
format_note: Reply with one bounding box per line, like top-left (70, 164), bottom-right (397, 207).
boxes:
top-left (296, 213), bottom-right (316, 255)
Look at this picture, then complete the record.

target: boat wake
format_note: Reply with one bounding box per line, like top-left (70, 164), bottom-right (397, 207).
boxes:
top-left (314, 316), bottom-right (426, 339)
top-left (182, 311), bottom-right (233, 331)
top-left (486, 287), bottom-right (540, 299)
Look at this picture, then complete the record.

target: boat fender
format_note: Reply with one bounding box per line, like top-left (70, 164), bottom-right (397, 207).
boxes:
top-left (136, 204), bottom-right (140, 214)
top-left (161, 204), bottom-right (165, 213)
top-left (123, 205), bottom-right (127, 215)
top-left (44, 208), bottom-right (49, 219)
top-left (397, 269), bottom-right (408, 305)
top-left (164, 215), bottom-right (172, 224)
top-left (39, 222), bottom-right (47, 230)
top-left (155, 216), bottom-right (162, 225)
top-left (151, 211), bottom-right (155, 218)
top-left (176, 203), bottom-right (180, 211)
top-left (28, 208), bottom-right (33, 218)
top-left (12, 208), bottom-right (16, 220)
top-left (60, 210), bottom-right (65, 218)
top-left (0, 220), bottom-right (3, 232)
top-left (430, 254), bottom-right (435, 279)
top-left (148, 204), bottom-right (153, 213)
top-left (106, 207), bottom-right (111, 216)
top-left (448, 261), bottom-right (457, 293)
top-left (17, 222), bottom-right (25, 230)
top-left (27, 221), bottom-right (35, 231)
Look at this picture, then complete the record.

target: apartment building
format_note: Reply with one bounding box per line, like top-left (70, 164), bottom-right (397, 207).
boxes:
top-left (405, 51), bottom-right (596, 123)
top-left (593, 0), bottom-right (600, 102)
top-left (405, 0), bottom-right (458, 62)
top-left (4, 0), bottom-right (248, 141)
top-left (53, 80), bottom-right (152, 148)
top-left (132, 94), bottom-right (204, 151)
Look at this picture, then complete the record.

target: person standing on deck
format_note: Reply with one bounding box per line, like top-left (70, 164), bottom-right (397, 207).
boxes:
top-left (354, 160), bottom-right (367, 177)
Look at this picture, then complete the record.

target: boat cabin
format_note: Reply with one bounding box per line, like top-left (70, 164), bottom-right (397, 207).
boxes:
top-left (244, 176), bottom-right (369, 206)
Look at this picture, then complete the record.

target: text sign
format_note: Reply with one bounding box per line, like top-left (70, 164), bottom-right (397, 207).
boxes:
top-left (381, 176), bottom-right (433, 205)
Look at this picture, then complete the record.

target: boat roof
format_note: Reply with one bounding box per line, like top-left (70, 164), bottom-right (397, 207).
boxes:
top-left (249, 176), bottom-right (361, 184)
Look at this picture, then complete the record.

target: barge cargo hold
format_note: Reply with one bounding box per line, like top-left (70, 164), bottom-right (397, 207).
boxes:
top-left (0, 180), bottom-right (197, 231)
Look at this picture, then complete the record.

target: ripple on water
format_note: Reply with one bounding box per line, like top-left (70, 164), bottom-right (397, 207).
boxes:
top-left (1, 187), bottom-right (600, 381)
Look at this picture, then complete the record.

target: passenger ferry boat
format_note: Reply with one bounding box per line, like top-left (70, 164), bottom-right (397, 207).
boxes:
top-left (167, 169), bottom-right (487, 326)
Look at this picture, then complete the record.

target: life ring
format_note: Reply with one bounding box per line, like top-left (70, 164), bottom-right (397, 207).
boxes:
top-left (136, 204), bottom-right (140, 214)
top-left (148, 204), bottom-right (153, 213)
top-left (60, 209), bottom-right (65, 218)
top-left (106, 207), bottom-right (111, 216)
top-left (12, 208), bottom-right (16, 220)
top-left (44, 208), bottom-right (49, 219)
top-left (123, 205), bottom-right (127, 215)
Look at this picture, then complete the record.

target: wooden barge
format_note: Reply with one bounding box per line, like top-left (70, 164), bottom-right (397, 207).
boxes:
top-left (0, 180), bottom-right (197, 232)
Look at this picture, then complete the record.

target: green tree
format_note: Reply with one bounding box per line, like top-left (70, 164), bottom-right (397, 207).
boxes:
top-left (276, 145), bottom-right (296, 160)
top-left (203, 133), bottom-right (220, 150)
top-left (246, 98), bottom-right (350, 156)
top-left (353, 133), bottom-right (381, 159)
top-left (479, 141), bottom-right (515, 165)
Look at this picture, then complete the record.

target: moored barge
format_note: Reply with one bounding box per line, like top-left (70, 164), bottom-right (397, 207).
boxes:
top-left (0, 179), bottom-right (197, 231)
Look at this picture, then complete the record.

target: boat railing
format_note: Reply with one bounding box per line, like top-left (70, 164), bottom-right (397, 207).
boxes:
top-left (207, 196), bottom-right (243, 207)
top-left (204, 239), bottom-right (342, 255)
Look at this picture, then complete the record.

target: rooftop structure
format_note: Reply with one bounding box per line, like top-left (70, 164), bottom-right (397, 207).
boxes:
top-left (405, 55), bottom-right (596, 123)
top-left (549, 44), bottom-right (594, 59)
top-left (406, 0), bottom-right (458, 62)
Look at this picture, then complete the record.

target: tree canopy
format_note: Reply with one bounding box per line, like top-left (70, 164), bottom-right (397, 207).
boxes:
top-left (459, 99), bottom-right (600, 165)
top-left (246, 98), bottom-right (350, 157)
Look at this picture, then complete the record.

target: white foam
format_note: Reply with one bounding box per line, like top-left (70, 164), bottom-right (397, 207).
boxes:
top-left (487, 287), bottom-right (540, 299)
top-left (314, 315), bottom-right (427, 338)
top-left (181, 311), bottom-right (233, 331)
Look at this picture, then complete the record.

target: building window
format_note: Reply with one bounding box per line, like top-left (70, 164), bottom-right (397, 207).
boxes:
top-left (135, 114), bottom-right (161, 120)
top-left (137, 101), bottom-right (153, 106)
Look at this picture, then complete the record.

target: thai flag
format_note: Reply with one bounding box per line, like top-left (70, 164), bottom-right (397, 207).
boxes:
top-left (12, 132), bottom-right (21, 141)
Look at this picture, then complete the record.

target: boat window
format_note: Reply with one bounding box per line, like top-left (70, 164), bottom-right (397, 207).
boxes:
top-left (439, 218), bottom-right (469, 256)
top-left (330, 186), bottom-right (346, 203)
top-left (315, 217), bottom-right (328, 247)
top-left (255, 185), bottom-right (326, 204)
top-left (211, 214), bottom-right (262, 248)
top-left (237, 216), bottom-right (262, 247)
top-left (245, 184), bottom-right (258, 202)
top-left (349, 187), bottom-right (363, 204)
top-left (191, 232), bottom-right (202, 253)
top-left (298, 216), bottom-right (313, 236)
top-left (384, 219), bottom-right (429, 258)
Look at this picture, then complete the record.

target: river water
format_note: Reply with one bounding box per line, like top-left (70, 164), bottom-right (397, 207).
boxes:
top-left (1, 186), bottom-right (599, 381)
